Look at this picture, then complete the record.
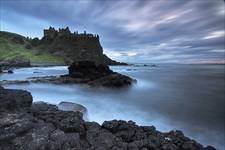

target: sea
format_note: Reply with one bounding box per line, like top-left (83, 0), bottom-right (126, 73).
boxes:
top-left (0, 64), bottom-right (224, 150)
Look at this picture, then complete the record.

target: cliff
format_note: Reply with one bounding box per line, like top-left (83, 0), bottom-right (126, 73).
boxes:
top-left (0, 27), bottom-right (126, 66)
top-left (40, 27), bottom-right (119, 65)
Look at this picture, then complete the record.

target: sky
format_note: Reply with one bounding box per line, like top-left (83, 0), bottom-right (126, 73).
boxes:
top-left (0, 0), bottom-right (225, 63)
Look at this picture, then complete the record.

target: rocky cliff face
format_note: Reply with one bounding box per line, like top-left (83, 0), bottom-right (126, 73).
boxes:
top-left (39, 27), bottom-right (125, 65)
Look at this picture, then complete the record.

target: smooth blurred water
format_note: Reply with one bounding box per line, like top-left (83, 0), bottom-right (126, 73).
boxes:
top-left (1, 64), bottom-right (224, 150)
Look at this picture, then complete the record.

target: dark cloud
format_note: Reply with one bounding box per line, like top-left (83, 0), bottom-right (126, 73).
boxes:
top-left (1, 0), bottom-right (224, 63)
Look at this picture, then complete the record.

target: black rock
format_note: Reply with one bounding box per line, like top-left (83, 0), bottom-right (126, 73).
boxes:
top-left (88, 73), bottom-right (135, 88)
top-left (0, 88), bottom-right (217, 150)
top-left (8, 70), bottom-right (13, 74)
top-left (68, 61), bottom-right (113, 79)
top-left (68, 61), bottom-right (135, 87)
top-left (58, 101), bottom-right (87, 118)
top-left (0, 88), bottom-right (32, 111)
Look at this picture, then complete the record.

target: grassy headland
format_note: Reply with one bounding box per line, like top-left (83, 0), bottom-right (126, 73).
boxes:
top-left (0, 31), bottom-right (64, 65)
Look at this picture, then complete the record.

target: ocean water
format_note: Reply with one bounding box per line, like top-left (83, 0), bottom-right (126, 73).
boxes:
top-left (1, 64), bottom-right (224, 149)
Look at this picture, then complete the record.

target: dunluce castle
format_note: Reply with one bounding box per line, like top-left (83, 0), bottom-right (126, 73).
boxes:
top-left (43, 26), bottom-right (99, 42)
top-left (38, 26), bottom-right (124, 65)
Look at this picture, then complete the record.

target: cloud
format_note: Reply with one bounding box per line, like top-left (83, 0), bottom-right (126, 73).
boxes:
top-left (203, 31), bottom-right (225, 39)
top-left (1, 0), bottom-right (224, 63)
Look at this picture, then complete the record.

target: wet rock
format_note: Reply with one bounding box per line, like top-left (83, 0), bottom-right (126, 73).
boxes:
top-left (7, 70), bottom-right (13, 74)
top-left (12, 122), bottom-right (55, 150)
top-left (161, 143), bottom-right (179, 150)
top-left (58, 101), bottom-right (88, 120)
top-left (58, 101), bottom-right (87, 114)
top-left (89, 73), bottom-right (135, 88)
top-left (33, 71), bottom-right (42, 73)
top-left (68, 61), bottom-right (113, 79)
top-left (86, 128), bottom-right (116, 150)
top-left (0, 88), bottom-right (32, 111)
top-left (204, 146), bottom-right (217, 150)
top-left (102, 120), bottom-right (138, 142)
top-left (0, 88), bottom-right (217, 150)
top-left (48, 130), bottom-right (82, 150)
top-left (0, 113), bottom-right (35, 141)
top-left (68, 61), bottom-right (135, 87)
top-left (31, 101), bottom-right (58, 113)
top-left (13, 61), bottom-right (136, 88)
top-left (31, 101), bottom-right (86, 137)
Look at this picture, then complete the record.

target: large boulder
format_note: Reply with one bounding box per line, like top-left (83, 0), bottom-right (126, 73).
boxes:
top-left (68, 61), bottom-right (113, 80)
top-left (0, 88), bottom-right (32, 111)
top-left (68, 61), bottom-right (135, 87)
top-left (58, 101), bottom-right (87, 120)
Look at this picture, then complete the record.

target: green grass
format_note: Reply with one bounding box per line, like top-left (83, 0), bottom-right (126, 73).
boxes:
top-left (0, 31), bottom-right (64, 64)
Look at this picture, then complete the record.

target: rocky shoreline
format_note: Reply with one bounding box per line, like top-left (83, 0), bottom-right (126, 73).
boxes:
top-left (0, 86), bottom-right (216, 150)
top-left (0, 61), bottom-right (136, 88)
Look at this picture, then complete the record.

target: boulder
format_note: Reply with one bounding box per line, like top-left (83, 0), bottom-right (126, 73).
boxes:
top-left (68, 61), bottom-right (113, 80)
top-left (68, 61), bottom-right (135, 87)
top-left (0, 88), bottom-right (32, 111)
top-left (58, 101), bottom-right (87, 116)
top-left (8, 69), bottom-right (13, 74)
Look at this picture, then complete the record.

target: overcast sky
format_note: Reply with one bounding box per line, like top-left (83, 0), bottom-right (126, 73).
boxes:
top-left (1, 0), bottom-right (224, 63)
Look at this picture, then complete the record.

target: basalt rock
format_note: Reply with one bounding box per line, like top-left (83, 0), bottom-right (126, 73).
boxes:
top-left (6, 61), bottom-right (135, 88)
top-left (0, 88), bottom-right (217, 150)
top-left (58, 101), bottom-right (87, 116)
top-left (68, 61), bottom-right (135, 87)
top-left (68, 61), bottom-right (113, 79)
top-left (0, 88), bottom-right (32, 111)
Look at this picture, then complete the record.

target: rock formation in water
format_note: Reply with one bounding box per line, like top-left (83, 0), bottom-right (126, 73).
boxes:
top-left (68, 61), bottom-right (134, 87)
top-left (0, 61), bottom-right (135, 88)
top-left (0, 86), bottom-right (216, 150)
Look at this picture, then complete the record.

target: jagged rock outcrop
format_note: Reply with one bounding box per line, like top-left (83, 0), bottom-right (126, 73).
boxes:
top-left (68, 61), bottom-right (134, 87)
top-left (0, 87), bottom-right (216, 150)
top-left (40, 26), bottom-right (126, 65)
top-left (68, 61), bottom-right (113, 79)
top-left (18, 61), bottom-right (135, 88)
